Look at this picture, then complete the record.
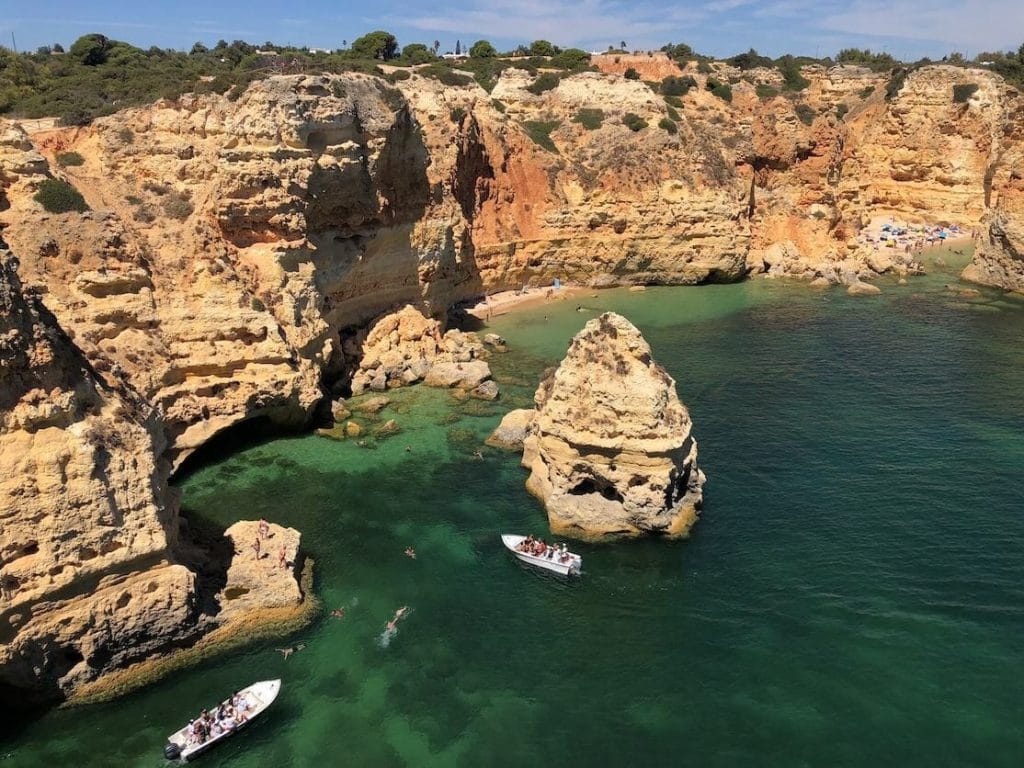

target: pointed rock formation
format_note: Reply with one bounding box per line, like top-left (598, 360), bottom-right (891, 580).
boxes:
top-left (521, 313), bottom-right (704, 539)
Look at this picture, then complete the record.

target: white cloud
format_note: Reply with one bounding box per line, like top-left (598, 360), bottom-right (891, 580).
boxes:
top-left (818, 0), bottom-right (1024, 53)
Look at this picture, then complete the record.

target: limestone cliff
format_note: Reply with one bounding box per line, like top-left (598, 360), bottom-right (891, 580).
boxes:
top-left (964, 98), bottom-right (1024, 291)
top-left (521, 313), bottom-right (704, 539)
top-left (0, 248), bottom-right (199, 698)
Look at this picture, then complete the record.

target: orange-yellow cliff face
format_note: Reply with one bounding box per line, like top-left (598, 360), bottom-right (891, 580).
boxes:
top-left (1, 62), bottom-right (1023, 699)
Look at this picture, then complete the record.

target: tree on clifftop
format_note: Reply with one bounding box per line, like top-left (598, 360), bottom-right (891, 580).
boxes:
top-left (69, 34), bottom-right (112, 66)
top-left (470, 40), bottom-right (497, 58)
top-left (530, 40), bottom-right (555, 57)
top-left (401, 43), bottom-right (436, 64)
top-left (351, 30), bottom-right (399, 61)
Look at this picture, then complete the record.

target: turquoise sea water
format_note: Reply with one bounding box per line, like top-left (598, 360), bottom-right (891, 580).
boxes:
top-left (4, 252), bottom-right (1024, 767)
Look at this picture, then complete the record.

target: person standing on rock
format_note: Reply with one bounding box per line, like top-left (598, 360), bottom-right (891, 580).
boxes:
top-left (258, 519), bottom-right (269, 539)
top-left (252, 538), bottom-right (261, 559)
top-left (278, 546), bottom-right (287, 570)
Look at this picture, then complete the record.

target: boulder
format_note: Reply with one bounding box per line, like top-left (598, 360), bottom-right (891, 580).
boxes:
top-left (345, 421), bottom-right (362, 437)
top-left (217, 521), bottom-right (303, 622)
top-left (469, 380), bottom-right (500, 401)
top-left (847, 281), bottom-right (882, 296)
top-left (424, 360), bottom-right (493, 390)
top-left (486, 409), bottom-right (535, 449)
top-left (375, 419), bottom-right (401, 437)
top-left (483, 333), bottom-right (507, 351)
top-left (352, 395), bottom-right (390, 414)
top-left (521, 313), bottom-right (704, 539)
top-left (331, 399), bottom-right (352, 422)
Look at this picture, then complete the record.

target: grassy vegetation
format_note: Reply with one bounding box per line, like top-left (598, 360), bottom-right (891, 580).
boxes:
top-left (665, 105), bottom-right (681, 121)
top-left (450, 106), bottom-right (466, 123)
top-left (622, 112), bottom-right (648, 131)
top-left (706, 78), bottom-right (733, 102)
top-left (661, 75), bottom-right (697, 97)
top-left (56, 151), bottom-right (84, 166)
top-left (524, 120), bottom-right (560, 152)
top-left (664, 94), bottom-right (683, 108)
top-left (526, 72), bottom-right (561, 95)
top-left (953, 83), bottom-right (979, 103)
top-left (33, 178), bottom-right (88, 212)
top-left (859, 85), bottom-right (876, 99)
top-left (658, 117), bottom-right (678, 134)
top-left (572, 108), bottom-right (604, 130)
top-left (795, 103), bottom-right (816, 126)
top-left (756, 84), bottom-right (779, 100)
top-left (162, 194), bottom-right (193, 220)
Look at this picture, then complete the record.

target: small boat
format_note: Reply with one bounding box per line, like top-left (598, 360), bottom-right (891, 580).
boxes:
top-left (163, 679), bottom-right (281, 762)
top-left (502, 534), bottom-right (581, 576)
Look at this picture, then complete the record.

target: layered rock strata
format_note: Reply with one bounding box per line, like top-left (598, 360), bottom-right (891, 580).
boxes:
top-left (0, 251), bottom-right (308, 702)
top-left (520, 313), bottom-right (704, 539)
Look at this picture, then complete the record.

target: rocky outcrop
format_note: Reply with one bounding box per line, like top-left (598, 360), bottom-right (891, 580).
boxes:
top-left (0, 251), bottom-right (308, 702)
top-left (217, 522), bottom-right (302, 622)
top-left (486, 408), bottom-right (535, 449)
top-left (344, 304), bottom-right (497, 397)
top-left (0, 249), bottom-right (201, 698)
top-left (520, 313), bottom-right (704, 539)
top-left (963, 100), bottom-right (1024, 291)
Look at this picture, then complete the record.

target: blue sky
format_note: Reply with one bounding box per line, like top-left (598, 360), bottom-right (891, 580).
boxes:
top-left (2, 0), bottom-right (1023, 60)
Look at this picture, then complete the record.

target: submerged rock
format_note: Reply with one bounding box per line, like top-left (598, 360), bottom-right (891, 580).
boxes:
top-left (520, 312), bottom-right (704, 539)
top-left (847, 281), bottom-right (882, 296)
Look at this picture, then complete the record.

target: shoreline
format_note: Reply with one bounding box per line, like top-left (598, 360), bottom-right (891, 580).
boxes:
top-left (464, 284), bottom-right (590, 320)
top-left (65, 558), bottom-right (319, 707)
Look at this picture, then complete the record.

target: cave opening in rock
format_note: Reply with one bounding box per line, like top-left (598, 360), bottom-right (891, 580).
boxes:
top-left (569, 477), bottom-right (625, 504)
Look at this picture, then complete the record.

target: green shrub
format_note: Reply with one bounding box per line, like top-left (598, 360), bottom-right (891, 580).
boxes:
top-left (527, 72), bottom-right (561, 94)
top-left (756, 84), bottom-right (779, 100)
top-left (777, 55), bottom-right (809, 91)
top-left (126, 194), bottom-right (143, 205)
top-left (34, 178), bottom-right (89, 213)
top-left (418, 64), bottom-right (472, 87)
top-left (56, 151), bottom-right (85, 166)
top-left (523, 120), bottom-right (560, 152)
top-left (658, 117), bottom-right (678, 134)
top-left (572, 108), bottom-right (604, 130)
top-left (665, 105), bottom-right (681, 121)
top-left (697, 61), bottom-right (713, 74)
top-left (836, 48), bottom-right (897, 72)
top-left (623, 112), bottom-right (648, 131)
top-left (661, 75), bottom-right (697, 96)
top-left (859, 85), bottom-right (876, 99)
top-left (143, 180), bottom-right (169, 195)
top-left (885, 69), bottom-right (908, 101)
top-left (795, 103), bottom-right (816, 125)
top-left (469, 40), bottom-right (497, 59)
top-left (623, 68), bottom-right (640, 80)
top-left (836, 103), bottom-right (849, 120)
top-left (953, 83), bottom-right (979, 103)
top-left (450, 106), bottom-right (466, 124)
top-left (163, 195), bottom-right (193, 220)
top-left (251, 296), bottom-right (266, 312)
top-left (491, 99), bottom-right (506, 113)
top-left (664, 94), bottom-right (683, 108)
top-left (117, 127), bottom-right (134, 144)
top-left (389, 69), bottom-right (411, 82)
top-left (550, 48), bottom-right (591, 71)
top-left (400, 43), bottom-right (436, 65)
top-left (706, 79), bottom-right (732, 102)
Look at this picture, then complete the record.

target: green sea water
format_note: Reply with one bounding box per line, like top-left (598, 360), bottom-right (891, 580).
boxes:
top-left (4, 251), bottom-right (1024, 767)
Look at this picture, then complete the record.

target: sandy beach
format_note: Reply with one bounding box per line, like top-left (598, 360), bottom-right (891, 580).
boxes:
top-left (465, 284), bottom-right (591, 319)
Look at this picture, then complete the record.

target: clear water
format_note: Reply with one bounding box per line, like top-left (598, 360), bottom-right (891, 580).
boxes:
top-left (4, 252), bottom-right (1024, 767)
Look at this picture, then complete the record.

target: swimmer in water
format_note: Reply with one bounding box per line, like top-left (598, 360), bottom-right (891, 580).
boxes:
top-left (404, 547), bottom-right (416, 559)
top-left (330, 608), bottom-right (345, 618)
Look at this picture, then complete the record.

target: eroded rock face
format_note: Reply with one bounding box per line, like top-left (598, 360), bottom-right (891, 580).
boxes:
top-left (345, 304), bottom-right (496, 396)
top-left (521, 313), bottom-right (704, 539)
top-left (0, 250), bottom-right (201, 697)
top-left (964, 100), bottom-right (1024, 291)
top-left (217, 522), bottom-right (302, 622)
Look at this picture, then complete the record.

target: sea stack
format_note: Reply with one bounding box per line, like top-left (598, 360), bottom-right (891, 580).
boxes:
top-left (521, 313), bottom-right (705, 539)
